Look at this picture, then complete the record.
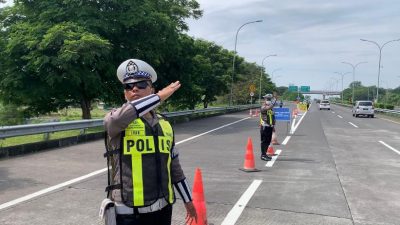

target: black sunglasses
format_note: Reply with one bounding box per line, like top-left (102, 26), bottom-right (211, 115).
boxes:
top-left (123, 81), bottom-right (150, 90)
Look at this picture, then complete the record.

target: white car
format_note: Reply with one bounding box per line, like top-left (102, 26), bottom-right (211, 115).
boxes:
top-left (319, 100), bottom-right (330, 110)
top-left (352, 101), bottom-right (374, 118)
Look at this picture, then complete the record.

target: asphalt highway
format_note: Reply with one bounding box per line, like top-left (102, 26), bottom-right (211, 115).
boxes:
top-left (1, 102), bottom-right (399, 225)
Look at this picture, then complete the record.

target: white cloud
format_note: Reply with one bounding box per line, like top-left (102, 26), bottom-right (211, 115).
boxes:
top-left (187, 0), bottom-right (400, 90)
top-left (0, 0), bottom-right (13, 7)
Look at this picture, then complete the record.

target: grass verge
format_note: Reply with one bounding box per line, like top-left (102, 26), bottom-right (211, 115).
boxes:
top-left (0, 127), bottom-right (104, 148)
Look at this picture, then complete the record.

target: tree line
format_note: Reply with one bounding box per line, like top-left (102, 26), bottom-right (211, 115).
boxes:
top-left (340, 81), bottom-right (400, 108)
top-left (0, 0), bottom-right (276, 120)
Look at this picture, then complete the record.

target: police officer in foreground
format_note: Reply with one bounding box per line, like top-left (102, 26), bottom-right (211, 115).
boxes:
top-left (260, 93), bottom-right (276, 161)
top-left (104, 59), bottom-right (197, 225)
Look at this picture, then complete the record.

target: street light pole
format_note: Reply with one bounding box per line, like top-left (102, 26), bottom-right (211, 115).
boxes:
top-left (341, 61), bottom-right (367, 104)
top-left (259, 54), bottom-right (277, 103)
top-left (230, 19), bottom-right (263, 106)
top-left (380, 79), bottom-right (389, 104)
top-left (270, 68), bottom-right (282, 83)
top-left (360, 38), bottom-right (400, 103)
top-left (273, 75), bottom-right (282, 83)
top-left (334, 71), bottom-right (351, 104)
top-left (330, 77), bottom-right (339, 91)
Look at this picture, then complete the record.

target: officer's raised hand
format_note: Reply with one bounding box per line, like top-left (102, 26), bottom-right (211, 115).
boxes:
top-left (157, 81), bottom-right (181, 102)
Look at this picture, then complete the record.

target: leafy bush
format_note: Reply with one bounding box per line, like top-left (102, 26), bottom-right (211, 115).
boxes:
top-left (384, 104), bottom-right (394, 110)
top-left (0, 104), bottom-right (26, 126)
top-left (375, 103), bottom-right (385, 108)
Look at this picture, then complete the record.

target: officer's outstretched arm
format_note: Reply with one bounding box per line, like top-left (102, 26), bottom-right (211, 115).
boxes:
top-left (128, 81), bottom-right (181, 118)
top-left (105, 93), bottom-right (162, 137)
top-left (157, 81), bottom-right (181, 102)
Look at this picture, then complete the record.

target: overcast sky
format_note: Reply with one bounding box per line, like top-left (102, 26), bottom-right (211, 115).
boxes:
top-left (2, 1), bottom-right (400, 91)
top-left (186, 0), bottom-right (400, 91)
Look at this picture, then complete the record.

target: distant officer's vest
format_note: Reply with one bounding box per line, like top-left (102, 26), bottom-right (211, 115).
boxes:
top-left (112, 117), bottom-right (175, 208)
top-left (260, 109), bottom-right (275, 127)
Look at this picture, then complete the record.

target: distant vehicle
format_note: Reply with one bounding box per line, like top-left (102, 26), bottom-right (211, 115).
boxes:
top-left (319, 100), bottom-right (330, 110)
top-left (352, 100), bottom-right (374, 118)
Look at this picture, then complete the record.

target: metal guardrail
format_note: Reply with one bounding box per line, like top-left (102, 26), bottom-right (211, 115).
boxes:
top-left (0, 105), bottom-right (256, 139)
top-left (375, 108), bottom-right (400, 115)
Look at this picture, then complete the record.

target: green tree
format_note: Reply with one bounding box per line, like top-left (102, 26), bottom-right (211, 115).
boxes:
top-left (191, 40), bottom-right (231, 108)
top-left (390, 86), bottom-right (400, 106)
top-left (0, 0), bottom-right (202, 118)
top-left (276, 86), bottom-right (288, 96)
top-left (158, 38), bottom-right (232, 110)
top-left (228, 59), bottom-right (276, 105)
top-left (282, 91), bottom-right (302, 101)
top-left (1, 20), bottom-right (111, 118)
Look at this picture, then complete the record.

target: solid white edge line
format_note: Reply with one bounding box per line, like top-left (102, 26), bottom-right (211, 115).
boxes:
top-left (221, 180), bottom-right (263, 225)
top-left (337, 115), bottom-right (343, 118)
top-left (348, 122), bottom-right (358, 128)
top-left (1, 117), bottom-right (251, 211)
top-left (265, 149), bottom-right (282, 167)
top-left (176, 117), bottom-right (250, 145)
top-left (292, 109), bottom-right (308, 133)
top-left (282, 136), bottom-right (291, 145)
top-left (290, 117), bottom-right (296, 134)
top-left (0, 168), bottom-right (108, 210)
top-left (379, 141), bottom-right (400, 155)
top-left (379, 117), bottom-right (400, 125)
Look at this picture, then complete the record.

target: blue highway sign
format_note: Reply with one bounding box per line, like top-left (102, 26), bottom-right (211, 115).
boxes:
top-left (274, 107), bottom-right (291, 121)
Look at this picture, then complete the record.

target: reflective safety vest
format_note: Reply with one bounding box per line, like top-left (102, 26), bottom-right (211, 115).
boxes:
top-left (110, 116), bottom-right (175, 208)
top-left (260, 109), bottom-right (275, 126)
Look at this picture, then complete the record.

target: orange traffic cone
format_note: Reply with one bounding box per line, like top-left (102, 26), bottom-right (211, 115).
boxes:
top-left (189, 168), bottom-right (208, 225)
top-left (267, 145), bottom-right (276, 156)
top-left (271, 131), bottom-right (280, 145)
top-left (239, 137), bottom-right (260, 172)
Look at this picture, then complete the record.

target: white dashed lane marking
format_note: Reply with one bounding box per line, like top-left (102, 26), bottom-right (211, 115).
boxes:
top-left (265, 150), bottom-right (282, 167)
top-left (221, 180), bottom-right (262, 225)
top-left (348, 122), bottom-right (358, 128)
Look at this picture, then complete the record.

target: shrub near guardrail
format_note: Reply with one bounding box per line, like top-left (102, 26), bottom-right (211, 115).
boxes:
top-left (374, 103), bottom-right (394, 110)
top-left (384, 104), bottom-right (394, 110)
top-left (0, 105), bottom-right (26, 126)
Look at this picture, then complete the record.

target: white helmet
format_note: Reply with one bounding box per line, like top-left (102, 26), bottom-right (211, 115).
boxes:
top-left (116, 59), bottom-right (157, 84)
top-left (263, 93), bottom-right (273, 99)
